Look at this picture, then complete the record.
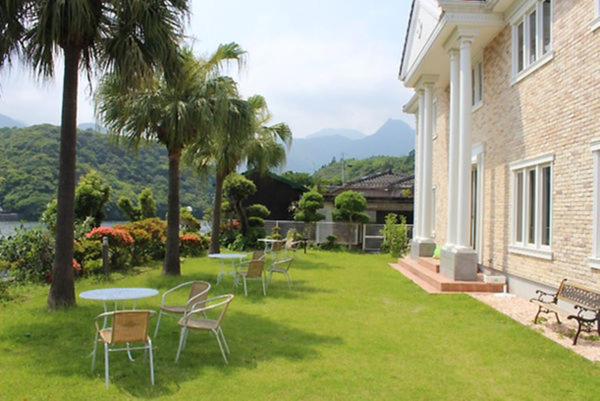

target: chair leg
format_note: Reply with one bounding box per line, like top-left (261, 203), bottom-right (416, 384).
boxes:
top-left (175, 327), bottom-right (187, 363)
top-left (148, 340), bottom-right (155, 386)
top-left (104, 343), bottom-right (110, 389)
top-left (573, 320), bottom-right (583, 346)
top-left (153, 311), bottom-right (163, 338)
top-left (534, 306), bottom-right (543, 324)
top-left (214, 329), bottom-right (228, 364)
top-left (285, 271), bottom-right (292, 288)
top-left (243, 276), bottom-right (248, 297)
top-left (91, 333), bottom-right (99, 373)
top-left (219, 328), bottom-right (230, 354)
top-left (268, 271), bottom-right (273, 286)
top-left (262, 276), bottom-right (267, 296)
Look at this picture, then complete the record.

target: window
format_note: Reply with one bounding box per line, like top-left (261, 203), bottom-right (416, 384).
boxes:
top-left (432, 98), bottom-right (438, 140)
top-left (593, 1), bottom-right (600, 31)
top-left (472, 60), bottom-right (483, 108)
top-left (590, 142), bottom-right (600, 269)
top-left (512, 0), bottom-right (553, 79)
top-left (510, 154), bottom-right (554, 259)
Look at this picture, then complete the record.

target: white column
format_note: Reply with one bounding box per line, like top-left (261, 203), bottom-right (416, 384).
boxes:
top-left (455, 36), bottom-right (474, 248)
top-left (446, 49), bottom-right (460, 247)
top-left (413, 110), bottom-right (421, 240)
top-left (416, 90), bottom-right (425, 239)
top-left (421, 83), bottom-right (434, 240)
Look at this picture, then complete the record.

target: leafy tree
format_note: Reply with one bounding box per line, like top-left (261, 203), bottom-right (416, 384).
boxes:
top-left (313, 155), bottom-right (415, 184)
top-left (187, 94), bottom-right (291, 254)
top-left (180, 207), bottom-right (201, 233)
top-left (281, 171), bottom-right (314, 188)
top-left (118, 188), bottom-right (158, 222)
top-left (294, 190), bottom-right (325, 223)
top-left (74, 171), bottom-right (110, 227)
top-left (0, 0), bottom-right (189, 308)
top-left (247, 204), bottom-right (270, 228)
top-left (97, 46), bottom-right (244, 276)
top-left (381, 213), bottom-right (409, 258)
top-left (332, 191), bottom-right (370, 223)
top-left (223, 174), bottom-right (257, 235)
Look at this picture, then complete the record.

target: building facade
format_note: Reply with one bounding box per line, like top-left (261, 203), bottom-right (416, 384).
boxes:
top-left (322, 171), bottom-right (415, 224)
top-left (400, 0), bottom-right (600, 295)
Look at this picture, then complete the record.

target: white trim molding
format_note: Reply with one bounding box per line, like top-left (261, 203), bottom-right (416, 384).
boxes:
top-left (593, 0), bottom-right (600, 32)
top-left (509, 153), bottom-right (554, 261)
top-left (590, 140), bottom-right (600, 269)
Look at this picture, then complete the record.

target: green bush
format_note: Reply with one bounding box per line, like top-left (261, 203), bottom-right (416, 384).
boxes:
top-left (332, 191), bottom-right (370, 223)
top-left (320, 235), bottom-right (340, 251)
top-left (0, 226), bottom-right (55, 283)
top-left (180, 233), bottom-right (209, 257)
top-left (84, 258), bottom-right (104, 275)
top-left (270, 226), bottom-right (283, 240)
top-left (180, 207), bottom-right (201, 233)
top-left (118, 218), bottom-right (167, 263)
top-left (381, 214), bottom-right (409, 258)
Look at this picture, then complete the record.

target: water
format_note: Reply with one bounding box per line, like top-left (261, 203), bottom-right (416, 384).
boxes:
top-left (0, 221), bottom-right (126, 237)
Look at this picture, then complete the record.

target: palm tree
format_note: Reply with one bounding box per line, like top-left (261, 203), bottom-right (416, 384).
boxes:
top-left (187, 95), bottom-right (292, 253)
top-left (0, 1), bottom-right (188, 309)
top-left (96, 45), bottom-right (247, 275)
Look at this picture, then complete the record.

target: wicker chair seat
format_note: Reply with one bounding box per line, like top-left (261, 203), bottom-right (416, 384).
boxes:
top-left (159, 305), bottom-right (187, 314)
top-left (178, 317), bottom-right (219, 331)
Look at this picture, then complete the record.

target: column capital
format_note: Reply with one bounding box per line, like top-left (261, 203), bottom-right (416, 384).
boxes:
top-left (415, 74), bottom-right (438, 91)
top-left (443, 27), bottom-right (479, 51)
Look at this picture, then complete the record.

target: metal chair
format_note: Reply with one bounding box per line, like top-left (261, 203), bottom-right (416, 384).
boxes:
top-left (238, 259), bottom-right (267, 296)
top-left (268, 257), bottom-right (294, 288)
top-left (175, 294), bottom-right (234, 364)
top-left (91, 310), bottom-right (156, 388)
top-left (154, 281), bottom-right (211, 338)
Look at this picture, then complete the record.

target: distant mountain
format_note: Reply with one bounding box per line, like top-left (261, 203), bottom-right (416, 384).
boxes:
top-left (0, 113), bottom-right (25, 128)
top-left (286, 119), bottom-right (415, 172)
top-left (306, 128), bottom-right (366, 140)
top-left (78, 122), bottom-right (107, 133)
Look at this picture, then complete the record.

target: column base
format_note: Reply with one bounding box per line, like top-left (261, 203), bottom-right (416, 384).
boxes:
top-left (410, 238), bottom-right (436, 259)
top-left (440, 246), bottom-right (478, 281)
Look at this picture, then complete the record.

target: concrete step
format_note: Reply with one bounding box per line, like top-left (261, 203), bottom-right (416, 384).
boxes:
top-left (391, 257), bottom-right (504, 294)
top-left (417, 257), bottom-right (440, 273)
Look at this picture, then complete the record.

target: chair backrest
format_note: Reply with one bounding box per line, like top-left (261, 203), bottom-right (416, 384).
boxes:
top-left (274, 257), bottom-right (293, 272)
top-left (188, 281), bottom-right (211, 306)
top-left (285, 238), bottom-right (295, 250)
top-left (252, 250), bottom-right (265, 261)
top-left (188, 294), bottom-right (234, 327)
top-left (213, 294), bottom-right (234, 326)
top-left (557, 280), bottom-right (600, 310)
top-left (272, 241), bottom-right (284, 252)
top-left (246, 259), bottom-right (265, 278)
top-left (111, 311), bottom-right (152, 345)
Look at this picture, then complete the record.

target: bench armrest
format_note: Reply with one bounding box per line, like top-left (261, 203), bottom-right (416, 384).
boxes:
top-left (531, 290), bottom-right (557, 303)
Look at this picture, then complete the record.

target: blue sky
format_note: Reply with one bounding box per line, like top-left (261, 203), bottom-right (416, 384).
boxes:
top-left (0, 0), bottom-right (414, 138)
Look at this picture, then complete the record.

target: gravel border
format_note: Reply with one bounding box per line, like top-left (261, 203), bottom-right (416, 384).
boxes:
top-left (471, 293), bottom-right (600, 362)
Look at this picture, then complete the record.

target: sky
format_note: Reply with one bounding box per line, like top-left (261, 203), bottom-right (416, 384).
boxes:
top-left (0, 0), bottom-right (415, 138)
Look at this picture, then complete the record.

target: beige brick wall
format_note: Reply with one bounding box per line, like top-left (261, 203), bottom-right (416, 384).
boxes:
top-left (431, 0), bottom-right (600, 291)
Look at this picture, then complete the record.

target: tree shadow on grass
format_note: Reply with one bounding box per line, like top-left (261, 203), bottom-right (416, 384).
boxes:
top-left (0, 307), bottom-right (342, 399)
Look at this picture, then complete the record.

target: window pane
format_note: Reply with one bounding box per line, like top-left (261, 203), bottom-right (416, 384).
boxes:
top-left (517, 22), bottom-right (524, 72)
top-left (478, 63), bottom-right (483, 103)
top-left (543, 0), bottom-right (551, 53)
top-left (529, 10), bottom-right (537, 64)
top-left (516, 172), bottom-right (524, 242)
top-left (542, 166), bottom-right (552, 246)
top-left (528, 169), bottom-right (536, 244)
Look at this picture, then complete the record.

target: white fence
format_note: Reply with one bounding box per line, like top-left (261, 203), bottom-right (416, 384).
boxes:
top-left (264, 220), bottom-right (413, 251)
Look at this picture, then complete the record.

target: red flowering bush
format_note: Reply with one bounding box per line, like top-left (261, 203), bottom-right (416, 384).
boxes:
top-left (118, 218), bottom-right (167, 263)
top-left (180, 233), bottom-right (209, 257)
top-left (86, 227), bottom-right (134, 270)
top-left (87, 227), bottom-right (134, 247)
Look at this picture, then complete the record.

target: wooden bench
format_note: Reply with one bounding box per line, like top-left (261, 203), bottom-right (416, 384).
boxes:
top-left (530, 279), bottom-right (600, 345)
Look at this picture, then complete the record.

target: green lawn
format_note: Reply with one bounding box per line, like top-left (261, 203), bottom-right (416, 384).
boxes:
top-left (0, 251), bottom-right (598, 400)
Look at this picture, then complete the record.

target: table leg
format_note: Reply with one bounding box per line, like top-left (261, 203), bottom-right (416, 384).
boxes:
top-left (102, 302), bottom-right (109, 329)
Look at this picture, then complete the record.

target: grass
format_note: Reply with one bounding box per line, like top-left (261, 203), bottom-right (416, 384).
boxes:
top-left (0, 251), bottom-right (598, 401)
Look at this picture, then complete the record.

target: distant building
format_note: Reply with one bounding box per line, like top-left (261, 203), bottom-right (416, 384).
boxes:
top-left (243, 171), bottom-right (309, 221)
top-left (323, 171), bottom-right (415, 224)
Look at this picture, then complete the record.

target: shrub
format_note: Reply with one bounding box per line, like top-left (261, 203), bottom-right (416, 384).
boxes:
top-left (0, 226), bottom-right (55, 283)
top-left (320, 235), bottom-right (340, 251)
top-left (74, 239), bottom-right (102, 265)
top-left (332, 191), bottom-right (370, 223)
top-left (180, 233), bottom-right (209, 257)
top-left (381, 214), bottom-right (409, 258)
top-left (294, 189), bottom-right (325, 223)
top-left (119, 218), bottom-right (167, 262)
top-left (84, 258), bottom-right (104, 275)
top-left (180, 207), bottom-right (201, 233)
top-left (270, 226), bottom-right (283, 240)
top-left (118, 188), bottom-right (158, 222)
top-left (86, 227), bottom-right (134, 270)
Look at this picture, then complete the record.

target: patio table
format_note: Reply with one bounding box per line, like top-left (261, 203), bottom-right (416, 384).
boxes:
top-left (208, 253), bottom-right (247, 286)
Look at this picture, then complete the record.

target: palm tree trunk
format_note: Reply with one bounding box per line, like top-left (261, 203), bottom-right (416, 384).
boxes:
top-left (164, 147), bottom-right (182, 276)
top-left (48, 46), bottom-right (81, 310)
top-left (209, 172), bottom-right (224, 254)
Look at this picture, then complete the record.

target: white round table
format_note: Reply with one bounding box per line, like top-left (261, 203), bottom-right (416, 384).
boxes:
top-left (208, 254), bottom-right (247, 285)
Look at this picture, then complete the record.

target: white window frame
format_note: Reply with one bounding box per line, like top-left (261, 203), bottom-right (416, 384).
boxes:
top-left (509, 154), bottom-right (554, 260)
top-left (589, 140), bottom-right (600, 270)
top-left (510, 0), bottom-right (554, 84)
top-left (592, 0), bottom-right (600, 32)
top-left (472, 59), bottom-right (484, 111)
top-left (432, 98), bottom-right (438, 140)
